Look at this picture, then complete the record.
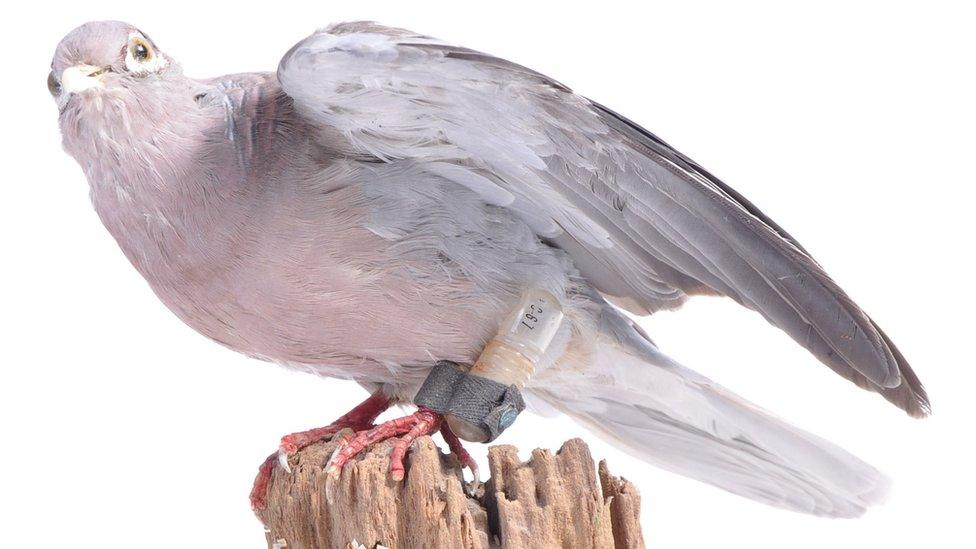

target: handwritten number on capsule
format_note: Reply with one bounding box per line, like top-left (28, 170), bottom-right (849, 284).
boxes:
top-left (520, 301), bottom-right (546, 330)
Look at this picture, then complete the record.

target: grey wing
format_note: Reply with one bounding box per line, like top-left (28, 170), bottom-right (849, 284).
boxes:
top-left (277, 22), bottom-right (928, 417)
top-left (586, 102), bottom-right (929, 417)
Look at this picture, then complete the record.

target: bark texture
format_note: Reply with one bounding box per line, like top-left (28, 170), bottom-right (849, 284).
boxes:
top-left (257, 434), bottom-right (644, 549)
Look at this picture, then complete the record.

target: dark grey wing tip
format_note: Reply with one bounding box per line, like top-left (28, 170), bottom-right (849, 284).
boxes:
top-left (588, 99), bottom-right (928, 415)
top-left (875, 323), bottom-right (931, 418)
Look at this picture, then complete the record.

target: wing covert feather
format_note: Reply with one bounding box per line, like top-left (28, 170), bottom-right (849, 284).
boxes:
top-left (277, 22), bottom-right (928, 416)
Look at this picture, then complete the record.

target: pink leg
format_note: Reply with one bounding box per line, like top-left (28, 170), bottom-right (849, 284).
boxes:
top-left (250, 453), bottom-right (279, 511)
top-left (278, 392), bottom-right (391, 456)
top-left (388, 409), bottom-right (443, 480)
top-left (326, 407), bottom-right (444, 480)
top-left (250, 392), bottom-right (391, 510)
top-left (441, 422), bottom-right (480, 482)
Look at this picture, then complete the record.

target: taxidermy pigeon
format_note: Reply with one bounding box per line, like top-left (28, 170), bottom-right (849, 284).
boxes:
top-left (50, 20), bottom-right (928, 518)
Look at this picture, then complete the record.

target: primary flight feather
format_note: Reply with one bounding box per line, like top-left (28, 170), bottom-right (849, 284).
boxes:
top-left (51, 20), bottom-right (928, 518)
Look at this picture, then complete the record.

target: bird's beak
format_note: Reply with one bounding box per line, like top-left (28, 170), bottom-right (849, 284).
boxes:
top-left (61, 64), bottom-right (108, 94)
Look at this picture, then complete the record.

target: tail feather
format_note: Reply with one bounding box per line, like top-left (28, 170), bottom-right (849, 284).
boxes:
top-left (528, 312), bottom-right (890, 517)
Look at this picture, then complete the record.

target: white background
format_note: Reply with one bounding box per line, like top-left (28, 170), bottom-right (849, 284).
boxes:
top-left (2, 1), bottom-right (973, 547)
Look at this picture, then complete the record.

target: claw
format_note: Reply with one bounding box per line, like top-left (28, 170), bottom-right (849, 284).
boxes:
top-left (324, 451), bottom-right (343, 505)
top-left (324, 443), bottom-right (343, 477)
top-left (440, 420), bottom-right (481, 494)
top-left (465, 463), bottom-right (483, 496)
top-left (277, 450), bottom-right (292, 474)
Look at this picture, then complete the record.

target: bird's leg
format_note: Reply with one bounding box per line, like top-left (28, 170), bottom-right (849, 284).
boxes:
top-left (250, 454), bottom-right (280, 511)
top-left (441, 421), bottom-right (481, 487)
top-left (320, 406), bottom-right (480, 490)
top-left (325, 406), bottom-right (444, 481)
top-left (278, 392), bottom-right (391, 458)
top-left (250, 391), bottom-right (391, 510)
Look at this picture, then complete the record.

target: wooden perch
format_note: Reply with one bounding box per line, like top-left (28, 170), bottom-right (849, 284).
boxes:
top-left (257, 434), bottom-right (645, 549)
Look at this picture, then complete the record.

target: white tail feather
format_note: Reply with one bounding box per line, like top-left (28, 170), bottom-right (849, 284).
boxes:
top-left (528, 330), bottom-right (889, 517)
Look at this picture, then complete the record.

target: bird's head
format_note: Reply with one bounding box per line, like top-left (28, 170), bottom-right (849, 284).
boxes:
top-left (49, 21), bottom-right (202, 177)
top-left (49, 21), bottom-right (179, 112)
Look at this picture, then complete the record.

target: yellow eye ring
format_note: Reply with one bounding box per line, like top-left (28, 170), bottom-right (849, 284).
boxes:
top-left (129, 37), bottom-right (154, 63)
top-left (123, 35), bottom-right (166, 74)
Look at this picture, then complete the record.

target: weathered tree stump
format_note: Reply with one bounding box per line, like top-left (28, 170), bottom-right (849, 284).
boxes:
top-left (257, 434), bottom-right (645, 549)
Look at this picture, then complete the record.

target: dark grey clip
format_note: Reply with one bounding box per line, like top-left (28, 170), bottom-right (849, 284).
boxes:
top-left (414, 361), bottom-right (525, 442)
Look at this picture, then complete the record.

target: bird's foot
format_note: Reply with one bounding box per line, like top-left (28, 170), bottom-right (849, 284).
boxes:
top-left (321, 408), bottom-right (481, 502)
top-left (442, 422), bottom-right (481, 490)
top-left (325, 407), bottom-right (444, 482)
top-left (250, 392), bottom-right (391, 511)
top-left (322, 407), bottom-right (446, 505)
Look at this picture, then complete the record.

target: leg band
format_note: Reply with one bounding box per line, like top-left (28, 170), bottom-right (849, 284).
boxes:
top-left (414, 361), bottom-right (525, 442)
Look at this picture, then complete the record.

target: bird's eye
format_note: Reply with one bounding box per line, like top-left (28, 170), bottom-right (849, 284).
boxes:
top-left (133, 42), bottom-right (150, 61)
top-left (128, 37), bottom-right (154, 64)
top-left (124, 36), bottom-right (164, 73)
top-left (47, 71), bottom-right (61, 97)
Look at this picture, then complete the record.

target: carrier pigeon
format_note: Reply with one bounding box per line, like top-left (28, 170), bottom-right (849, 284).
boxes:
top-left (50, 20), bottom-right (928, 518)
